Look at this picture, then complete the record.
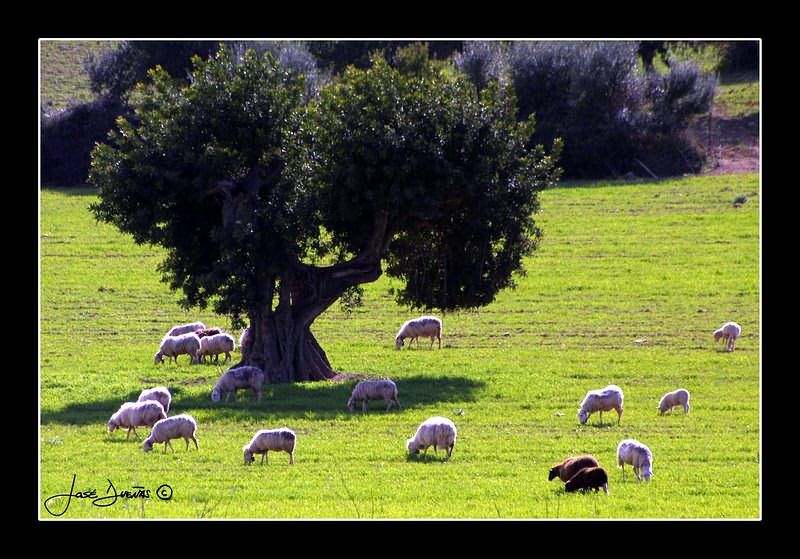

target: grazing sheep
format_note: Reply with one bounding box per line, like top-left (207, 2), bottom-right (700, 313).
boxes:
top-left (137, 386), bottom-right (172, 415)
top-left (143, 414), bottom-right (199, 453)
top-left (211, 366), bottom-right (265, 402)
top-left (657, 388), bottom-right (690, 415)
top-left (617, 438), bottom-right (654, 482)
top-left (406, 416), bottom-right (457, 458)
top-left (713, 321), bottom-right (741, 352)
top-left (548, 455), bottom-right (600, 483)
top-left (578, 384), bottom-right (624, 425)
top-left (395, 316), bottom-right (442, 350)
top-left (194, 327), bottom-right (223, 338)
top-left (347, 379), bottom-right (400, 412)
top-left (165, 321), bottom-right (206, 337)
top-left (243, 428), bottom-right (296, 465)
top-left (108, 400), bottom-right (167, 441)
top-left (565, 466), bottom-right (610, 494)
top-left (239, 326), bottom-right (250, 358)
top-left (197, 332), bottom-right (236, 364)
top-left (154, 332), bottom-right (201, 365)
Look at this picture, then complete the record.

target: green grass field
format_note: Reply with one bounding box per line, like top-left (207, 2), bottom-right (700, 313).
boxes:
top-left (39, 173), bottom-right (760, 519)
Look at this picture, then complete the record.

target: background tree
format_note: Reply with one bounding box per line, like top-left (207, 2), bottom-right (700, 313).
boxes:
top-left (89, 47), bottom-right (562, 384)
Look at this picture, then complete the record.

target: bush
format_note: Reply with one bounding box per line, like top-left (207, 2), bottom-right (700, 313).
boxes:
top-left (41, 95), bottom-right (127, 186)
top-left (455, 41), bottom-right (717, 179)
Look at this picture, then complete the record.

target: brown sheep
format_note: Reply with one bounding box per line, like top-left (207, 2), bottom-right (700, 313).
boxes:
top-left (548, 455), bottom-right (600, 482)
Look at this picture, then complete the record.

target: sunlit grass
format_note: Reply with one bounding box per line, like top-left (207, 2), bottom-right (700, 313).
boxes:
top-left (40, 174), bottom-right (760, 518)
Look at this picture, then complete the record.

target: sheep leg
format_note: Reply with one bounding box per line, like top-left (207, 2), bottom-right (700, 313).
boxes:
top-left (191, 435), bottom-right (199, 450)
top-left (263, 451), bottom-right (269, 465)
top-left (362, 400), bottom-right (368, 412)
top-left (288, 451), bottom-right (294, 465)
top-left (164, 440), bottom-right (175, 454)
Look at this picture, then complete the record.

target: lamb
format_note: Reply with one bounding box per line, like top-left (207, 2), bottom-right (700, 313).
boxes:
top-left (197, 332), bottom-right (236, 364)
top-left (211, 366), bottom-right (265, 402)
top-left (578, 384), bottom-right (624, 425)
top-left (165, 321), bottom-right (206, 337)
top-left (617, 438), bottom-right (654, 482)
top-left (657, 388), bottom-right (690, 415)
top-left (107, 400), bottom-right (167, 441)
top-left (395, 316), bottom-right (442, 350)
top-left (406, 416), bottom-right (457, 458)
top-left (137, 386), bottom-right (172, 415)
top-left (347, 379), bottom-right (401, 412)
top-left (143, 413), bottom-right (199, 453)
top-left (713, 321), bottom-right (741, 352)
top-left (242, 428), bottom-right (296, 465)
top-left (564, 466), bottom-right (610, 494)
top-left (154, 332), bottom-right (201, 364)
top-left (548, 455), bottom-right (600, 483)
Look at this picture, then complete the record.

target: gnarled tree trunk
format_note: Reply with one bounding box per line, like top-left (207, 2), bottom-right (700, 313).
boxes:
top-left (216, 168), bottom-right (393, 384)
top-left (231, 214), bottom-right (391, 384)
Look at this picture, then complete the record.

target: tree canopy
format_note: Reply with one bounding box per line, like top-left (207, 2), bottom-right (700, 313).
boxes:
top-left (89, 45), bottom-right (562, 383)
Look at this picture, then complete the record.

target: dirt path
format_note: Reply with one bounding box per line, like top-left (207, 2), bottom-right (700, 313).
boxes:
top-left (694, 110), bottom-right (760, 175)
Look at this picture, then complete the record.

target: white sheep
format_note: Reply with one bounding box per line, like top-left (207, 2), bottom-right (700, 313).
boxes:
top-left (137, 386), bottom-right (172, 415)
top-left (165, 321), bottom-right (206, 337)
top-left (616, 438), bottom-right (654, 482)
top-left (143, 413), bottom-right (199, 453)
top-left (406, 416), bottom-right (457, 458)
top-left (197, 332), bottom-right (236, 364)
top-left (239, 326), bottom-right (250, 358)
top-left (154, 332), bottom-right (201, 365)
top-left (657, 388), bottom-right (690, 415)
top-left (347, 379), bottom-right (401, 412)
top-left (242, 428), bottom-right (296, 465)
top-left (395, 316), bottom-right (442, 350)
top-left (211, 366), bottom-right (265, 402)
top-left (107, 400), bottom-right (167, 441)
top-left (578, 384), bottom-right (624, 425)
top-left (713, 321), bottom-right (741, 352)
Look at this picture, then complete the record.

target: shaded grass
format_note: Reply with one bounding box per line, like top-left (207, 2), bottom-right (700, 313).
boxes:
top-left (39, 174), bottom-right (760, 519)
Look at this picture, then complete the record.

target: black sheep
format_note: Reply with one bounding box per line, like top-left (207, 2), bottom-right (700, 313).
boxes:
top-left (564, 466), bottom-right (609, 494)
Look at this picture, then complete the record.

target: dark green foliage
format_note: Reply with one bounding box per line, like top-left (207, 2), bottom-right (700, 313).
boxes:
top-left (308, 57), bottom-right (562, 310)
top-left (90, 47), bottom-right (305, 325)
top-left (89, 45), bottom-right (561, 330)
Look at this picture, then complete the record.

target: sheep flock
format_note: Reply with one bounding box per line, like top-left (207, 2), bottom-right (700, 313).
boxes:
top-left (99, 313), bottom-right (743, 508)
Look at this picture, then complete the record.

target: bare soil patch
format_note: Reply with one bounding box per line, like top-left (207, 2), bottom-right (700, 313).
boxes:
top-left (692, 110), bottom-right (760, 175)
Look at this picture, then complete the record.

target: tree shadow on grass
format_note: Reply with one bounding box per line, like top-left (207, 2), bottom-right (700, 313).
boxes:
top-left (40, 374), bottom-right (485, 426)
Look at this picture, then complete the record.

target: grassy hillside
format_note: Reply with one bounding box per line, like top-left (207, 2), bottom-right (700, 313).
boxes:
top-left (40, 174), bottom-right (760, 519)
top-left (39, 40), bottom-right (116, 116)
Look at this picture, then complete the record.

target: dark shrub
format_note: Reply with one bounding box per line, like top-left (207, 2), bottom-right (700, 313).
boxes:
top-left (456, 41), bottom-right (716, 179)
top-left (41, 95), bottom-right (127, 186)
